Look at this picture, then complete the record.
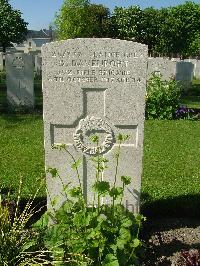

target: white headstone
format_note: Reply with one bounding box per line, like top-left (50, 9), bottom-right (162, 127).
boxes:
top-left (195, 60), bottom-right (200, 79)
top-left (147, 57), bottom-right (176, 80)
top-left (184, 58), bottom-right (196, 78)
top-left (6, 53), bottom-right (34, 108)
top-left (42, 39), bottom-right (148, 213)
top-left (0, 52), bottom-right (3, 71)
top-left (35, 54), bottom-right (42, 75)
top-left (175, 61), bottom-right (194, 90)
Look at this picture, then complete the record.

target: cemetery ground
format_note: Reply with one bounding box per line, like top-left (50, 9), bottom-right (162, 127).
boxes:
top-left (0, 75), bottom-right (200, 264)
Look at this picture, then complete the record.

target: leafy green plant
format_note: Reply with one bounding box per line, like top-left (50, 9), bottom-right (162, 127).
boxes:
top-left (146, 73), bottom-right (181, 119)
top-left (34, 134), bottom-right (145, 265)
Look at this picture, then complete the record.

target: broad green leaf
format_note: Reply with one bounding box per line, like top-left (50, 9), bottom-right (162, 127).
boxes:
top-left (133, 238), bottom-right (141, 248)
top-left (109, 187), bottom-right (123, 200)
top-left (47, 167), bottom-right (59, 178)
top-left (71, 158), bottom-right (82, 169)
top-left (121, 175), bottom-right (131, 185)
top-left (119, 227), bottom-right (131, 241)
top-left (33, 212), bottom-right (49, 229)
top-left (69, 186), bottom-right (82, 197)
top-left (117, 133), bottom-right (130, 142)
top-left (121, 217), bottom-right (132, 228)
top-left (21, 239), bottom-right (37, 251)
top-left (103, 254), bottom-right (119, 266)
top-left (93, 181), bottom-right (110, 196)
top-left (90, 134), bottom-right (99, 143)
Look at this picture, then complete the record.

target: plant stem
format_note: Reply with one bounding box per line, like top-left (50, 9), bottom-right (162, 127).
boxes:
top-left (120, 182), bottom-right (125, 205)
top-left (97, 141), bottom-right (100, 214)
top-left (112, 141), bottom-right (122, 216)
top-left (64, 147), bottom-right (83, 195)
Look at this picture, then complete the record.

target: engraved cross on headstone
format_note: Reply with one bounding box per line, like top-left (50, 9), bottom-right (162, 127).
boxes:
top-left (50, 87), bottom-right (139, 209)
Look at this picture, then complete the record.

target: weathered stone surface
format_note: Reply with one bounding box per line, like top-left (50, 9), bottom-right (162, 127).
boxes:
top-left (0, 52), bottom-right (3, 70)
top-left (35, 54), bottom-right (42, 75)
top-left (175, 61), bottom-right (194, 90)
top-left (147, 57), bottom-right (176, 80)
top-left (6, 53), bottom-right (34, 107)
top-left (42, 39), bottom-right (148, 213)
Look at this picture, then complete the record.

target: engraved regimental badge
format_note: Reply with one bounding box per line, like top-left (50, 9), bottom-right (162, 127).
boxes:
top-left (74, 116), bottom-right (115, 155)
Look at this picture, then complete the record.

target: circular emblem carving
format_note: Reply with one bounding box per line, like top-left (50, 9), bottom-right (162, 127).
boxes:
top-left (74, 116), bottom-right (115, 156)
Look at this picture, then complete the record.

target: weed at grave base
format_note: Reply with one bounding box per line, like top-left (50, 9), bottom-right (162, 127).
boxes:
top-left (32, 134), bottom-right (146, 265)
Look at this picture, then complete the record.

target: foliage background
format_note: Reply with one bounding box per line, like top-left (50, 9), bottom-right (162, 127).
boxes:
top-left (0, 0), bottom-right (27, 51)
top-left (54, 0), bottom-right (200, 58)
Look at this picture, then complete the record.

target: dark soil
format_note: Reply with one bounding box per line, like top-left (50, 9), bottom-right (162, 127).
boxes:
top-left (141, 218), bottom-right (200, 265)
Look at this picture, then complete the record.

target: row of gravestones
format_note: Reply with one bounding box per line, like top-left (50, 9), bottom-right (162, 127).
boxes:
top-left (147, 57), bottom-right (199, 89)
top-left (2, 51), bottom-right (200, 79)
top-left (3, 52), bottom-right (199, 108)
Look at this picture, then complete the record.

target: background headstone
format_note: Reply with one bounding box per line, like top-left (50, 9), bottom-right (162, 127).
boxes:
top-left (42, 39), bottom-right (148, 213)
top-left (6, 53), bottom-right (34, 107)
top-left (194, 60), bottom-right (200, 79)
top-left (147, 57), bottom-right (176, 80)
top-left (184, 58), bottom-right (196, 78)
top-left (0, 52), bottom-right (4, 70)
top-left (35, 54), bottom-right (42, 75)
top-left (175, 61), bottom-right (194, 90)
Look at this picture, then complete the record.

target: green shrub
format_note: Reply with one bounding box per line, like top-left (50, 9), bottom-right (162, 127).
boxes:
top-left (33, 135), bottom-right (145, 265)
top-left (145, 74), bottom-right (181, 119)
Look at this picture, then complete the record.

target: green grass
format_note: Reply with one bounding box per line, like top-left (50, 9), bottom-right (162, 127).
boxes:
top-left (180, 78), bottom-right (200, 108)
top-left (0, 115), bottom-right (199, 217)
top-left (180, 96), bottom-right (200, 109)
top-left (0, 114), bottom-right (45, 197)
top-left (142, 120), bottom-right (200, 217)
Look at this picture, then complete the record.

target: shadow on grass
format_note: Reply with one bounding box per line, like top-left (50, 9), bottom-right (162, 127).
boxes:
top-left (141, 192), bottom-right (200, 218)
top-left (18, 193), bottom-right (200, 225)
top-left (0, 113), bottom-right (43, 124)
top-left (183, 83), bottom-right (200, 97)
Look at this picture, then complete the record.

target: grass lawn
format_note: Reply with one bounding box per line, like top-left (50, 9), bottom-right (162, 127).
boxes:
top-left (142, 120), bottom-right (200, 217)
top-left (0, 115), bottom-right (45, 197)
top-left (180, 78), bottom-right (200, 108)
top-left (180, 95), bottom-right (200, 109)
top-left (0, 114), bottom-right (199, 217)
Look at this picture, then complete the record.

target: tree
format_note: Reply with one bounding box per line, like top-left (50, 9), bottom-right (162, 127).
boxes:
top-left (136, 7), bottom-right (164, 55)
top-left (187, 33), bottom-right (200, 57)
top-left (54, 0), bottom-right (111, 39)
top-left (170, 1), bottom-right (200, 57)
top-left (87, 4), bottom-right (111, 37)
top-left (111, 6), bottom-right (142, 40)
top-left (156, 1), bottom-right (200, 57)
top-left (111, 1), bottom-right (200, 57)
top-left (0, 0), bottom-right (28, 52)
